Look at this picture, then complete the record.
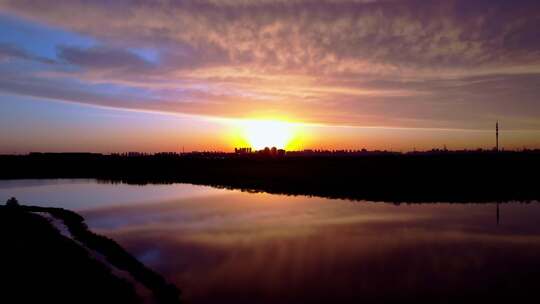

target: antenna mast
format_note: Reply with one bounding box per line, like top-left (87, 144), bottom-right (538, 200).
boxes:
top-left (496, 121), bottom-right (499, 152)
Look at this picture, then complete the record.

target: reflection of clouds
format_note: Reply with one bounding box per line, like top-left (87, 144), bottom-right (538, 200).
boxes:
top-left (87, 192), bottom-right (540, 242)
top-left (79, 191), bottom-right (540, 303)
top-left (0, 179), bottom-right (233, 210)
top-left (86, 193), bottom-right (426, 240)
top-left (3, 177), bottom-right (540, 302)
top-left (0, 178), bottom-right (93, 189)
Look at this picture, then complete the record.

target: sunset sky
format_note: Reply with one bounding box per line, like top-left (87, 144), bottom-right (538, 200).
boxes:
top-left (1, 0), bottom-right (539, 153)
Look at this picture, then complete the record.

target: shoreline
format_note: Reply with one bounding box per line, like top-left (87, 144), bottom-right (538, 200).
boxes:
top-left (0, 203), bottom-right (181, 304)
top-left (1, 152), bottom-right (539, 203)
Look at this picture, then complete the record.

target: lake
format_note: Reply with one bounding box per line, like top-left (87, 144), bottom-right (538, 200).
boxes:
top-left (2, 179), bottom-right (540, 303)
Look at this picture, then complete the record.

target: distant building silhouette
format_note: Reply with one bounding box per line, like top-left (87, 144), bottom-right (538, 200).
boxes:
top-left (235, 147), bottom-right (252, 154)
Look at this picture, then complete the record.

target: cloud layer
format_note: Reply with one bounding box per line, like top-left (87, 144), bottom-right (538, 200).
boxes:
top-left (0, 0), bottom-right (539, 129)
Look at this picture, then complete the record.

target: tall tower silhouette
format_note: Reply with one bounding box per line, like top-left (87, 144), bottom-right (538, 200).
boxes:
top-left (496, 121), bottom-right (499, 152)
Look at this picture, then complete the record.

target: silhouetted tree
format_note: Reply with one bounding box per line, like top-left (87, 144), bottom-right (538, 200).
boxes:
top-left (6, 197), bottom-right (19, 207)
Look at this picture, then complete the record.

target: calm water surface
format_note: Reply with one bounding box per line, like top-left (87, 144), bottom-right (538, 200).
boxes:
top-left (2, 179), bottom-right (540, 303)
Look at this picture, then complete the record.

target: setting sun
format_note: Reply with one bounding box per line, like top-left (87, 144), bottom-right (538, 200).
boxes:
top-left (237, 119), bottom-right (299, 150)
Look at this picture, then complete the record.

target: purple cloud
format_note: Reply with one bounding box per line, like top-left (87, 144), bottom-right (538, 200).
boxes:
top-left (57, 45), bottom-right (154, 71)
top-left (0, 0), bottom-right (539, 130)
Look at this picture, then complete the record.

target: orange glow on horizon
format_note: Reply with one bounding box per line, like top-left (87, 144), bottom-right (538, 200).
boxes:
top-left (230, 118), bottom-right (304, 151)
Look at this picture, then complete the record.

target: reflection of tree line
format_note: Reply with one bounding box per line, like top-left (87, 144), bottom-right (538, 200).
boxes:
top-left (3, 201), bottom-right (181, 304)
top-left (2, 152), bottom-right (540, 203)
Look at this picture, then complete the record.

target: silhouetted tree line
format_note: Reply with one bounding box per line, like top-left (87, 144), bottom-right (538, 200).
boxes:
top-left (1, 151), bottom-right (540, 202)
